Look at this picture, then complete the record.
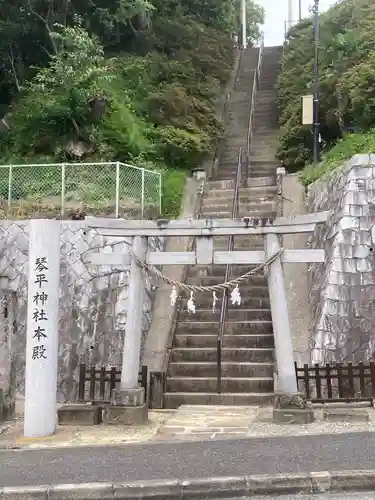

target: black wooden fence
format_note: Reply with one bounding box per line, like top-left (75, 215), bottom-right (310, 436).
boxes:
top-left (77, 363), bottom-right (148, 404)
top-left (295, 362), bottom-right (375, 403)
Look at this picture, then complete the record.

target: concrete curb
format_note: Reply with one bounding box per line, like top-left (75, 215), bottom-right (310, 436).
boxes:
top-left (3, 470), bottom-right (375, 499)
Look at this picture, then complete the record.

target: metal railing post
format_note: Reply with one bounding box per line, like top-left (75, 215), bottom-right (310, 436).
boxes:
top-left (141, 168), bottom-right (145, 218)
top-left (7, 165), bottom-right (12, 218)
top-left (115, 162), bottom-right (120, 219)
top-left (217, 147), bottom-right (242, 393)
top-left (158, 173), bottom-right (162, 216)
top-left (61, 164), bottom-right (66, 219)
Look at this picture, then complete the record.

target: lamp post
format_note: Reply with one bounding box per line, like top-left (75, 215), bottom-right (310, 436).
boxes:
top-left (299, 0), bottom-right (302, 20)
top-left (311, 0), bottom-right (320, 165)
top-left (288, 0), bottom-right (293, 32)
top-left (241, 0), bottom-right (247, 48)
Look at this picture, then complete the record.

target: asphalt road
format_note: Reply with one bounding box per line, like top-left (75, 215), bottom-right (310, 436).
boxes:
top-left (244, 495), bottom-right (374, 500)
top-left (1, 432), bottom-right (375, 487)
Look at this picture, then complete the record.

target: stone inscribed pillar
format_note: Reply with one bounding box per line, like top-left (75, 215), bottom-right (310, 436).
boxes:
top-left (24, 219), bottom-right (61, 438)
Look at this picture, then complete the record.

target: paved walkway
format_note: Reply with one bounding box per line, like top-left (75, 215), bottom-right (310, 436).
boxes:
top-left (1, 403), bottom-right (375, 449)
top-left (1, 432), bottom-right (375, 487)
top-left (155, 405), bottom-right (260, 441)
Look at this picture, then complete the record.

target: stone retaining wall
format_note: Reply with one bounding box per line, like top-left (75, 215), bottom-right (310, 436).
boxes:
top-left (307, 154), bottom-right (375, 364)
top-left (0, 221), bottom-right (161, 406)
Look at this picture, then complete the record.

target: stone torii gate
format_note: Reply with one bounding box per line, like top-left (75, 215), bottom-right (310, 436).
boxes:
top-left (85, 211), bottom-right (329, 423)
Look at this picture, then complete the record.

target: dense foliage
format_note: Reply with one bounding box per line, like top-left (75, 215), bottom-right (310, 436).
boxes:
top-left (277, 0), bottom-right (375, 185)
top-left (0, 0), bottom-right (264, 216)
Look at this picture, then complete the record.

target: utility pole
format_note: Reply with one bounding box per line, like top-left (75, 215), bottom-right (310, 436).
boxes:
top-left (299, 0), bottom-right (302, 20)
top-left (312, 0), bottom-right (320, 165)
top-left (241, 0), bottom-right (247, 49)
top-left (288, 0), bottom-right (293, 31)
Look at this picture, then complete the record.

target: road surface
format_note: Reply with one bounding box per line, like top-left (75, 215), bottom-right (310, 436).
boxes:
top-left (245, 495), bottom-right (374, 500)
top-left (1, 431), bottom-right (375, 487)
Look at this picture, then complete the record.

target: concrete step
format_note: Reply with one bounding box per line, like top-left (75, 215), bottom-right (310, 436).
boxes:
top-left (249, 172), bottom-right (277, 179)
top-left (249, 154), bottom-right (277, 161)
top-left (213, 235), bottom-right (266, 247)
top-left (253, 108), bottom-right (277, 115)
top-left (259, 84), bottom-right (277, 91)
top-left (210, 177), bottom-right (276, 190)
top-left (247, 168), bottom-right (277, 175)
top-left (220, 144), bottom-right (245, 152)
top-left (168, 361), bottom-right (274, 378)
top-left (213, 242), bottom-right (264, 251)
top-left (199, 209), bottom-right (276, 218)
top-left (178, 308), bottom-right (272, 322)
top-left (163, 392), bottom-right (274, 408)
top-left (186, 275), bottom-right (267, 287)
top-left (170, 347), bottom-right (274, 363)
top-left (208, 183), bottom-right (277, 194)
top-left (215, 166), bottom-right (276, 176)
top-left (201, 205), bottom-right (276, 217)
top-left (247, 171), bottom-right (277, 178)
top-left (252, 108), bottom-right (276, 116)
top-left (219, 156), bottom-right (244, 165)
top-left (255, 89), bottom-right (276, 96)
top-left (176, 320), bottom-right (273, 335)
top-left (251, 136), bottom-right (278, 145)
top-left (252, 130), bottom-right (279, 138)
top-left (203, 195), bottom-right (276, 206)
top-left (174, 333), bottom-right (275, 349)
top-left (220, 152), bottom-right (245, 161)
top-left (203, 196), bottom-right (275, 206)
top-left (221, 148), bottom-right (245, 157)
top-left (252, 128), bottom-right (278, 135)
top-left (187, 264), bottom-right (266, 278)
top-left (208, 179), bottom-right (277, 192)
top-left (249, 159), bottom-right (279, 166)
top-left (251, 145), bottom-right (277, 153)
top-left (214, 241), bottom-right (266, 250)
top-left (181, 295), bottom-right (270, 309)
top-left (183, 282), bottom-right (268, 295)
top-left (166, 376), bottom-right (274, 393)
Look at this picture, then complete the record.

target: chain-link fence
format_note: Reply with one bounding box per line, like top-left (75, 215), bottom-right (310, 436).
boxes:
top-left (0, 162), bottom-right (162, 220)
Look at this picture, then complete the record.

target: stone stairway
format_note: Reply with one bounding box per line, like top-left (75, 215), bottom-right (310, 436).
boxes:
top-left (163, 46), bottom-right (282, 409)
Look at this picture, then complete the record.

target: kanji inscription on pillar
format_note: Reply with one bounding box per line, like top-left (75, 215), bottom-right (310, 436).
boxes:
top-left (24, 219), bottom-right (61, 438)
top-left (31, 257), bottom-right (50, 361)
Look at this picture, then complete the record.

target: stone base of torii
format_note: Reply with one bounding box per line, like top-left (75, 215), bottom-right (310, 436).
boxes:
top-left (23, 212), bottom-right (328, 436)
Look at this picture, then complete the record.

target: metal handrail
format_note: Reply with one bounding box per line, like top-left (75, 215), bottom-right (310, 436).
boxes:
top-left (245, 32), bottom-right (265, 184)
top-left (165, 47), bottom-right (244, 390)
top-left (217, 147), bottom-right (242, 393)
top-left (210, 48), bottom-right (244, 180)
top-left (216, 32), bottom-right (265, 393)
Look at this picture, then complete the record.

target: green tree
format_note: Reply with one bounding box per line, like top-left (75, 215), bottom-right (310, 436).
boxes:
top-left (277, 0), bottom-right (375, 170)
top-left (0, 0), bottom-right (264, 216)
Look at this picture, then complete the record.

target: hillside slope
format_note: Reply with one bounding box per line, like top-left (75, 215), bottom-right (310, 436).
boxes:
top-left (0, 0), bottom-right (264, 217)
top-left (277, 0), bottom-right (375, 185)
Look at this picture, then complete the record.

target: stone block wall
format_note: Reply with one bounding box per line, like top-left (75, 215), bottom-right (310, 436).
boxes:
top-left (307, 154), bottom-right (375, 364)
top-left (0, 221), bottom-right (162, 404)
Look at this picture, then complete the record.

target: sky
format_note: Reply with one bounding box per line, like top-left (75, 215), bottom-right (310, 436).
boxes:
top-left (257, 0), bottom-right (337, 46)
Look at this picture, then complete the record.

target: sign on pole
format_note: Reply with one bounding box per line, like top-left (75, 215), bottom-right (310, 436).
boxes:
top-left (301, 95), bottom-right (314, 125)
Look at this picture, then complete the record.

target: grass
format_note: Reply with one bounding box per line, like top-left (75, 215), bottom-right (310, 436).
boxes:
top-left (299, 129), bottom-right (375, 186)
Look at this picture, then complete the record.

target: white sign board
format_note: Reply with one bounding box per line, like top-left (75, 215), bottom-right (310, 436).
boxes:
top-left (302, 95), bottom-right (314, 125)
